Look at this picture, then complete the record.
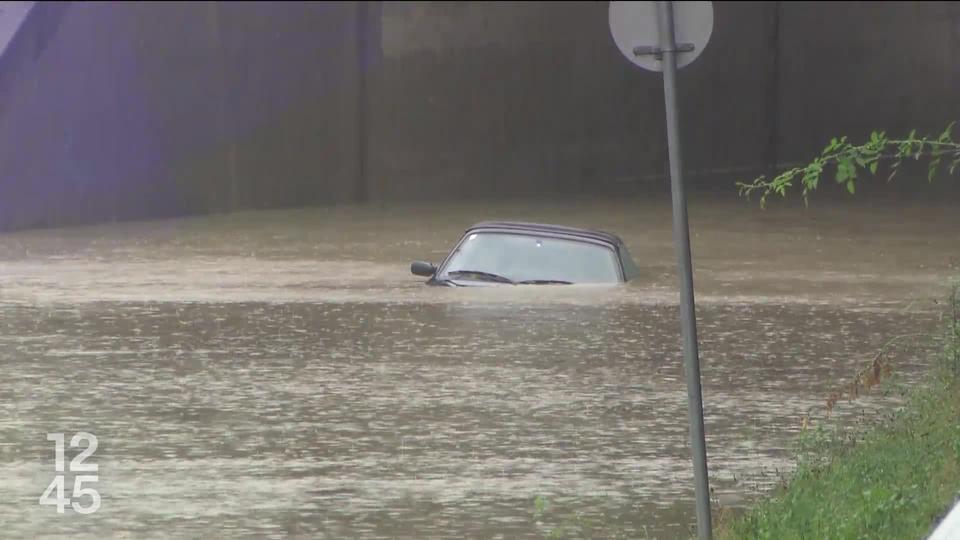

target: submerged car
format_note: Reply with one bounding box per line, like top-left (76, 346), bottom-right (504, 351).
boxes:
top-left (410, 221), bottom-right (640, 286)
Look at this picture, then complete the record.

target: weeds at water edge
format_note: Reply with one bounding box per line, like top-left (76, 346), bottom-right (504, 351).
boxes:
top-left (716, 284), bottom-right (960, 539)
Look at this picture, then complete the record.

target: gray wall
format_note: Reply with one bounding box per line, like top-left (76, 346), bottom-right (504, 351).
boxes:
top-left (370, 1), bottom-right (771, 200)
top-left (0, 1), bottom-right (957, 231)
top-left (369, 1), bottom-right (960, 201)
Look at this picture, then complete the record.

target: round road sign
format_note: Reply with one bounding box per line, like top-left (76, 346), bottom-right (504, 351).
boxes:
top-left (609, 1), bottom-right (713, 72)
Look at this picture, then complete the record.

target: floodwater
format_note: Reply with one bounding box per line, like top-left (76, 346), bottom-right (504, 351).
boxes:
top-left (0, 196), bottom-right (957, 538)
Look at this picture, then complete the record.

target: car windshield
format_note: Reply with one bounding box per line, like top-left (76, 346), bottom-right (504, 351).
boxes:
top-left (439, 232), bottom-right (621, 283)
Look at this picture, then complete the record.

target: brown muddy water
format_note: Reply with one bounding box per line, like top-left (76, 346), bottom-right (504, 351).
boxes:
top-left (0, 196), bottom-right (957, 538)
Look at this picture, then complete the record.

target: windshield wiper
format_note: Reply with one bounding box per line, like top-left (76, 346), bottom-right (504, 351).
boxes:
top-left (445, 270), bottom-right (515, 284)
top-left (515, 279), bottom-right (574, 285)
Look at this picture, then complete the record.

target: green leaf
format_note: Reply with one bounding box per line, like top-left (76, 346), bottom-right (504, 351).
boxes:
top-left (939, 121), bottom-right (956, 143)
top-left (803, 167), bottom-right (821, 191)
top-left (897, 140), bottom-right (913, 160)
top-left (846, 180), bottom-right (855, 194)
top-left (928, 158), bottom-right (941, 182)
top-left (823, 138), bottom-right (839, 156)
top-left (835, 159), bottom-right (857, 183)
top-left (869, 161), bottom-right (879, 175)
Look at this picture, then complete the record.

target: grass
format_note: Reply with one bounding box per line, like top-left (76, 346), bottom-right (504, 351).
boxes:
top-left (717, 285), bottom-right (960, 539)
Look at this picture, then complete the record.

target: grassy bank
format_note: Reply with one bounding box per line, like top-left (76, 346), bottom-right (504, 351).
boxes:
top-left (718, 288), bottom-right (960, 539)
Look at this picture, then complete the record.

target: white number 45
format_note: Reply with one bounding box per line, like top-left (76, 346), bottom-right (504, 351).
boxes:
top-left (39, 432), bottom-right (101, 514)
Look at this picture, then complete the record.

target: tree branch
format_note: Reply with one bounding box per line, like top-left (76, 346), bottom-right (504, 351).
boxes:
top-left (737, 122), bottom-right (960, 208)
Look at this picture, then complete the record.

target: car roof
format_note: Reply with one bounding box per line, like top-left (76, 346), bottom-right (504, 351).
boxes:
top-left (464, 221), bottom-right (625, 247)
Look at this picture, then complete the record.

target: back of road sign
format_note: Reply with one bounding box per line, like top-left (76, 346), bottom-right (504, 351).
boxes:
top-left (608, 1), bottom-right (713, 72)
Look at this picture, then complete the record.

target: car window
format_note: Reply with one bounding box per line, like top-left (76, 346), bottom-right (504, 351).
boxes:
top-left (620, 245), bottom-right (641, 280)
top-left (440, 232), bottom-right (621, 283)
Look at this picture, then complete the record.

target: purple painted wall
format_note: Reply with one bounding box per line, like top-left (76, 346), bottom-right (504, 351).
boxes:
top-left (0, 1), bottom-right (374, 230)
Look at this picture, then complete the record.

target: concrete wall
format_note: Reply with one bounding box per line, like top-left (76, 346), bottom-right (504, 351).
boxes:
top-left (369, 1), bottom-right (960, 201)
top-left (778, 3), bottom-right (960, 155)
top-left (369, 1), bottom-right (774, 200)
top-left (0, 2), bottom-right (957, 231)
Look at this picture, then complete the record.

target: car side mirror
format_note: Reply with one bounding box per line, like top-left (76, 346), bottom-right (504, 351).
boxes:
top-left (411, 261), bottom-right (436, 277)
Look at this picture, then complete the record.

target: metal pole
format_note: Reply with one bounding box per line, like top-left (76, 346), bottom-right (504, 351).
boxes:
top-left (355, 0), bottom-right (370, 204)
top-left (655, 2), bottom-right (712, 538)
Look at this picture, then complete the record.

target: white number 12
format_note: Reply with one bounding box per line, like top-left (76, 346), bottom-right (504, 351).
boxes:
top-left (39, 432), bottom-right (101, 514)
